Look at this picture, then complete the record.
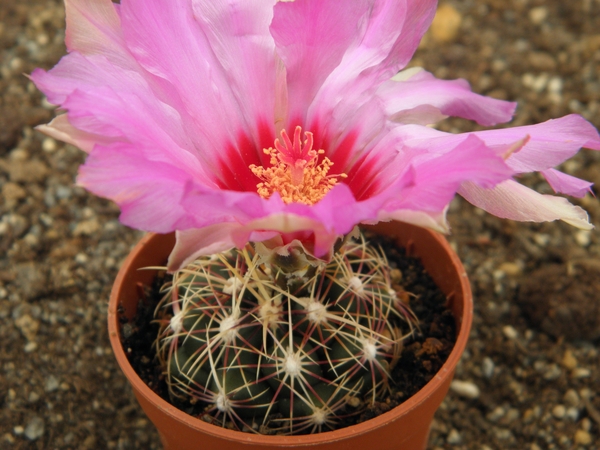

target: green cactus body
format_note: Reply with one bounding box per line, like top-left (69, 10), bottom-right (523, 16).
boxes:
top-left (155, 233), bottom-right (414, 434)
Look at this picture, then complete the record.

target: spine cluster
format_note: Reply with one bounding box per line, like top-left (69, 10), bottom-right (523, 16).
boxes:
top-left (155, 234), bottom-right (414, 434)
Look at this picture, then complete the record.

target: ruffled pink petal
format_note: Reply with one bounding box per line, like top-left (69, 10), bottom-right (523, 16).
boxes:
top-left (542, 169), bottom-right (594, 198)
top-left (369, 134), bottom-right (513, 214)
top-left (306, 0), bottom-right (436, 117)
top-left (378, 69), bottom-right (516, 126)
top-left (64, 0), bottom-right (126, 62)
top-left (167, 214), bottom-right (338, 272)
top-left (180, 182), bottom-right (378, 242)
top-left (459, 180), bottom-right (593, 229)
top-left (376, 210), bottom-right (450, 234)
top-left (168, 225), bottom-right (241, 271)
top-left (78, 144), bottom-right (202, 232)
top-left (32, 52), bottom-right (210, 179)
top-left (120, 0), bottom-right (271, 168)
top-left (395, 115), bottom-right (600, 172)
top-left (485, 115), bottom-right (600, 172)
top-left (379, 0), bottom-right (438, 73)
top-left (270, 0), bottom-right (375, 125)
top-left (192, 0), bottom-right (277, 142)
top-left (271, 0), bottom-right (437, 173)
top-left (35, 114), bottom-right (116, 153)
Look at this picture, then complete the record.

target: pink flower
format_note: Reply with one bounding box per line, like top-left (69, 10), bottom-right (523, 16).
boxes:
top-left (32, 0), bottom-right (599, 270)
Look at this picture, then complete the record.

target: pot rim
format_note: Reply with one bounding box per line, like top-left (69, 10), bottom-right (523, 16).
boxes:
top-left (108, 224), bottom-right (473, 446)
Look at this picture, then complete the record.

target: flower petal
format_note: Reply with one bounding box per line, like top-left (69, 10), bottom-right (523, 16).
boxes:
top-left (78, 144), bottom-right (202, 232)
top-left (167, 214), bottom-right (337, 272)
top-left (120, 0), bottom-right (271, 164)
top-left (486, 115), bottom-right (600, 172)
top-left (395, 115), bottom-right (600, 172)
top-left (192, 0), bottom-right (278, 139)
top-left (64, 0), bottom-right (126, 63)
top-left (371, 134), bottom-right (513, 214)
top-left (168, 225), bottom-right (241, 271)
top-left (272, 0), bottom-right (437, 171)
top-left (270, 0), bottom-right (375, 125)
top-left (35, 114), bottom-right (115, 153)
top-left (542, 168), bottom-right (593, 198)
top-left (377, 209), bottom-right (450, 234)
top-left (459, 180), bottom-right (593, 229)
top-left (32, 52), bottom-right (211, 179)
top-left (378, 69), bottom-right (516, 126)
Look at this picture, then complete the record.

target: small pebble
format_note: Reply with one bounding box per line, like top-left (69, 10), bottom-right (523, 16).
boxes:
top-left (446, 429), bottom-right (462, 445)
top-left (450, 380), bottom-right (480, 399)
top-left (564, 389), bottom-right (580, 407)
top-left (45, 375), bottom-right (59, 393)
top-left (24, 342), bottom-right (38, 353)
top-left (543, 364), bottom-right (562, 380)
top-left (565, 407), bottom-right (579, 421)
top-left (430, 4), bottom-right (462, 43)
top-left (497, 262), bottom-right (521, 276)
top-left (73, 219), bottom-right (100, 236)
top-left (575, 230), bottom-right (591, 247)
top-left (42, 138), bottom-right (57, 153)
top-left (562, 350), bottom-right (578, 370)
top-left (581, 418), bottom-right (592, 432)
top-left (36, 33), bottom-right (49, 46)
top-left (494, 428), bottom-right (513, 440)
top-left (552, 404), bottom-right (566, 419)
top-left (547, 77), bottom-right (563, 94)
top-left (529, 6), bottom-right (548, 24)
top-left (502, 325), bottom-right (518, 340)
top-left (572, 368), bottom-right (591, 378)
top-left (24, 417), bottom-right (45, 441)
top-left (574, 429), bottom-right (592, 445)
top-left (487, 406), bottom-right (506, 422)
top-left (482, 357), bottom-right (495, 378)
top-left (533, 233), bottom-right (550, 246)
top-left (504, 408), bottom-right (520, 423)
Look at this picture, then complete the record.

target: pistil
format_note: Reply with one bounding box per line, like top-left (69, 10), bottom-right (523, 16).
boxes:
top-left (250, 126), bottom-right (346, 205)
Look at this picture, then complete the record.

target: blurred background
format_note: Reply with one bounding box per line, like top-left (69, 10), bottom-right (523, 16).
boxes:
top-left (1, 0), bottom-right (599, 448)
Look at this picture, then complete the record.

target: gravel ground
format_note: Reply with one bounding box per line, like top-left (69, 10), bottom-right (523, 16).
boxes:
top-left (1, 1), bottom-right (599, 449)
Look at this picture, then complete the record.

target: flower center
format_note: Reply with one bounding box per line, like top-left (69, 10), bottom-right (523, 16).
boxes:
top-left (250, 126), bottom-right (346, 205)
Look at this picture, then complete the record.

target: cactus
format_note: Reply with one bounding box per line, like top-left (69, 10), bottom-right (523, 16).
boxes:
top-left (155, 232), bottom-right (415, 435)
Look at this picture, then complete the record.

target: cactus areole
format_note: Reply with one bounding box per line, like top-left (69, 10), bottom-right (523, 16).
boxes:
top-left (108, 221), bottom-right (473, 449)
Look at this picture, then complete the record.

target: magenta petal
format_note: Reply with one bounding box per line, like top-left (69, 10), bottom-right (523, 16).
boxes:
top-left (31, 53), bottom-right (207, 172)
top-left (493, 115), bottom-right (600, 172)
top-left (459, 180), bottom-right (593, 229)
top-left (380, 0), bottom-right (438, 72)
top-left (168, 225), bottom-right (240, 271)
top-left (396, 115), bottom-right (600, 172)
top-left (542, 169), bottom-right (593, 198)
top-left (78, 144), bottom-right (201, 233)
top-left (378, 70), bottom-right (516, 126)
top-left (192, 0), bottom-right (278, 137)
top-left (372, 134), bottom-right (513, 214)
top-left (64, 0), bottom-right (127, 64)
top-left (271, 0), bottom-right (374, 124)
top-left (35, 114), bottom-right (116, 154)
top-left (120, 0), bottom-right (263, 157)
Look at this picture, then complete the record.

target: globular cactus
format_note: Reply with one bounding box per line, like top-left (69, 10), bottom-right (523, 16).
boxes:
top-left (155, 233), bottom-right (415, 435)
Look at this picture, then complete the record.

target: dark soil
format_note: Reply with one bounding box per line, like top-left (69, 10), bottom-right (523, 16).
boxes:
top-left (2, 0), bottom-right (600, 449)
top-left (120, 236), bottom-right (456, 434)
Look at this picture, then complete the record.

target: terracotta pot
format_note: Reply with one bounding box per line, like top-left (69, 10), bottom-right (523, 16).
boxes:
top-left (108, 221), bottom-right (473, 450)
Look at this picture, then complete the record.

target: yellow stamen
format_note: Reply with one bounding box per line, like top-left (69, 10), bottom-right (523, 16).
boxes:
top-left (249, 126), bottom-right (347, 205)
